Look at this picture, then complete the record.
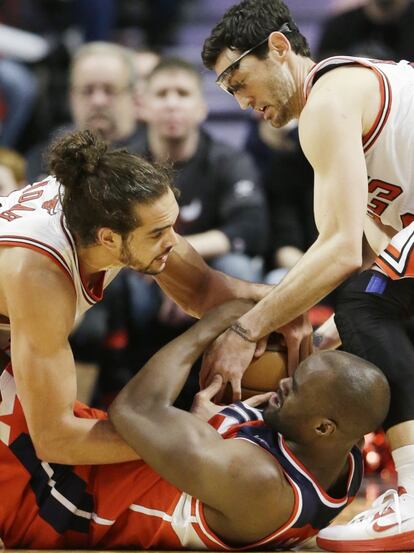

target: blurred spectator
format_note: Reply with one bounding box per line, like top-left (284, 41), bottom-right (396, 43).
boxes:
top-left (25, 41), bottom-right (144, 182)
top-left (133, 48), bottom-right (160, 123)
top-left (317, 0), bottom-right (414, 61)
top-left (0, 22), bottom-right (49, 149)
top-left (0, 147), bottom-right (26, 194)
top-left (142, 57), bottom-right (266, 277)
top-left (245, 117), bottom-right (315, 283)
top-left (0, 59), bottom-right (38, 148)
top-left (74, 57), bottom-right (268, 409)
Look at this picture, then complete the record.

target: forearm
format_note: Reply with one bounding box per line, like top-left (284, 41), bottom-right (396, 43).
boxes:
top-left (200, 269), bottom-right (271, 314)
top-left (185, 230), bottom-right (230, 259)
top-left (156, 236), bottom-right (271, 318)
top-left (238, 236), bottom-right (361, 340)
top-left (35, 416), bottom-right (140, 465)
top-left (158, 261), bottom-right (271, 318)
top-left (313, 314), bottom-right (341, 350)
top-left (111, 300), bottom-right (254, 411)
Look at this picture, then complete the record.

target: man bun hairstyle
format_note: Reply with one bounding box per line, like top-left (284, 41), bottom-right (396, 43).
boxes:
top-left (48, 130), bottom-right (174, 246)
top-left (49, 128), bottom-right (107, 186)
top-left (202, 0), bottom-right (310, 70)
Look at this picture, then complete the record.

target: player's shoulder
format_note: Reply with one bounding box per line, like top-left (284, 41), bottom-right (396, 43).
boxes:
top-left (216, 438), bottom-right (294, 538)
top-left (222, 433), bottom-right (286, 488)
top-left (0, 245), bottom-right (73, 296)
top-left (305, 62), bottom-right (378, 114)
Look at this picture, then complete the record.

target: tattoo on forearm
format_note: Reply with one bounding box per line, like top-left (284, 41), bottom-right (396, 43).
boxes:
top-left (313, 332), bottom-right (323, 348)
top-left (229, 322), bottom-right (256, 343)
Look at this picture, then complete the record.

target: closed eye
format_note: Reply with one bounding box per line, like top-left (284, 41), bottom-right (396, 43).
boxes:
top-left (230, 81), bottom-right (244, 95)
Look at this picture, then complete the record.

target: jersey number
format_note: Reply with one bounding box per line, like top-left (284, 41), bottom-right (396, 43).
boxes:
top-left (368, 178), bottom-right (414, 227)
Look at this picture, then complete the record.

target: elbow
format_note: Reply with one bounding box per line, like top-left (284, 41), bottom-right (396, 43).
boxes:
top-left (32, 434), bottom-right (65, 464)
top-left (108, 397), bottom-right (123, 430)
top-left (108, 393), bottom-right (134, 436)
top-left (335, 241), bottom-right (363, 276)
top-left (29, 421), bottom-right (75, 464)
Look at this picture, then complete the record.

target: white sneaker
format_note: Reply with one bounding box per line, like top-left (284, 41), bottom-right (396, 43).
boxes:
top-left (317, 488), bottom-right (414, 551)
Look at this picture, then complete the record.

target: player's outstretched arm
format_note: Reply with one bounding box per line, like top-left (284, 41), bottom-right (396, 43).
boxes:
top-left (155, 235), bottom-right (272, 318)
top-left (109, 299), bottom-right (289, 544)
top-left (200, 71), bottom-right (371, 392)
top-left (2, 248), bottom-right (140, 465)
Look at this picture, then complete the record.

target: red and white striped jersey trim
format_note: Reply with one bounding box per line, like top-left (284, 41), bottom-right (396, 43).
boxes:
top-left (304, 56), bottom-right (392, 154)
top-left (0, 234), bottom-right (73, 283)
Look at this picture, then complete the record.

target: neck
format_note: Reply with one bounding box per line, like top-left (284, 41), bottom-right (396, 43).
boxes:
top-left (77, 243), bottom-right (121, 280)
top-left (147, 127), bottom-right (200, 163)
top-left (285, 438), bottom-right (353, 491)
top-left (289, 55), bottom-right (315, 118)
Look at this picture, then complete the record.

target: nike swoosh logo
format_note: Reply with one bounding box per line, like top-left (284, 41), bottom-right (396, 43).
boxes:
top-left (372, 521), bottom-right (399, 532)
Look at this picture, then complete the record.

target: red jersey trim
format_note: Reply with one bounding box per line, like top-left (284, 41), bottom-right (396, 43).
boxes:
top-left (375, 257), bottom-right (400, 279)
top-left (375, 228), bottom-right (414, 279)
top-left (362, 65), bottom-right (392, 153)
top-left (192, 451), bottom-right (302, 550)
top-left (304, 56), bottom-right (392, 155)
top-left (60, 217), bottom-right (105, 305)
top-left (0, 236), bottom-right (73, 285)
top-left (278, 434), bottom-right (352, 507)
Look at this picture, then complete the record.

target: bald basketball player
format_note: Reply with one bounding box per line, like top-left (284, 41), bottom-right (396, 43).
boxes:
top-left (0, 299), bottom-right (390, 548)
top-left (200, 1), bottom-right (414, 549)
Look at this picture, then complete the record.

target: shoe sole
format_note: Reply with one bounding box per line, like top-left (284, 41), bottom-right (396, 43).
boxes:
top-left (317, 529), bottom-right (414, 552)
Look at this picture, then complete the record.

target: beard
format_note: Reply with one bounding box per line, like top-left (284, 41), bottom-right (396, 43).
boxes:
top-left (263, 404), bottom-right (301, 441)
top-left (119, 238), bottom-right (168, 275)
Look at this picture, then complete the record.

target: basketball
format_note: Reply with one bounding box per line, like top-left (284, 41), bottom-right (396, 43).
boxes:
top-left (223, 349), bottom-right (288, 402)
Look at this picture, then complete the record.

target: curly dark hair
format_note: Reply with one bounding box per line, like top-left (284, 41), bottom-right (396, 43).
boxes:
top-left (48, 130), bottom-right (175, 246)
top-left (202, 0), bottom-right (310, 70)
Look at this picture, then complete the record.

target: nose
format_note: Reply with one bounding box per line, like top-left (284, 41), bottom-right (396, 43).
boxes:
top-left (165, 227), bottom-right (179, 249)
top-left (89, 87), bottom-right (110, 107)
top-left (234, 92), bottom-right (252, 111)
top-left (164, 91), bottom-right (181, 108)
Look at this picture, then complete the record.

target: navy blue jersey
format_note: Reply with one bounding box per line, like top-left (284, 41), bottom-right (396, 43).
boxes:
top-left (208, 401), bottom-right (363, 549)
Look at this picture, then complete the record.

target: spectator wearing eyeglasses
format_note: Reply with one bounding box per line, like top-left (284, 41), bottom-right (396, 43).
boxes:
top-left (25, 42), bottom-right (144, 182)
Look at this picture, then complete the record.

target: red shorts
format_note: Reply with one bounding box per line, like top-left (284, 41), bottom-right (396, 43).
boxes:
top-left (0, 365), bottom-right (184, 550)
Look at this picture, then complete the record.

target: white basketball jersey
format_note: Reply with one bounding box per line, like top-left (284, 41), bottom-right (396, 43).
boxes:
top-left (0, 176), bottom-right (120, 328)
top-left (304, 56), bottom-right (414, 231)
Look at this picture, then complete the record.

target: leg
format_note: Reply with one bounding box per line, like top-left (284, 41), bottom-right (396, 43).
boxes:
top-left (335, 270), bottom-right (414, 434)
top-left (318, 269), bottom-right (414, 551)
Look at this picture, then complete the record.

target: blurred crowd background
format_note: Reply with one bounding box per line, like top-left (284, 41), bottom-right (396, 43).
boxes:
top-left (1, 0), bottom-right (412, 485)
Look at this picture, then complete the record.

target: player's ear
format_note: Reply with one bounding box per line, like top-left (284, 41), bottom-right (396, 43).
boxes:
top-left (315, 418), bottom-right (336, 437)
top-left (268, 31), bottom-right (291, 61)
top-left (97, 227), bottom-right (122, 252)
